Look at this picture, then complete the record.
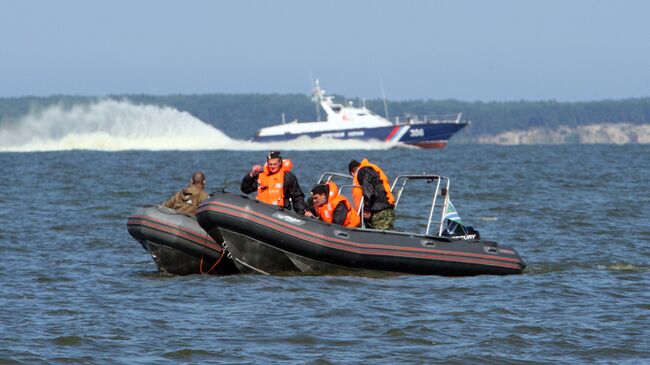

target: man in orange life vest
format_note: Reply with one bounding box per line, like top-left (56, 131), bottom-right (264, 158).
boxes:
top-left (305, 182), bottom-right (361, 228)
top-left (348, 159), bottom-right (396, 230)
top-left (241, 150), bottom-right (306, 214)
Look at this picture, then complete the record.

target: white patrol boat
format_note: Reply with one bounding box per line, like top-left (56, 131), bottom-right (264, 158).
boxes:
top-left (252, 82), bottom-right (468, 148)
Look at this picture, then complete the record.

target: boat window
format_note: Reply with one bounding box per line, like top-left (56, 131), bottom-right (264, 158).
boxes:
top-left (332, 105), bottom-right (342, 112)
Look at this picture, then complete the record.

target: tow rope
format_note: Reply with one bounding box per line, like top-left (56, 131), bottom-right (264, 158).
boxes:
top-left (199, 233), bottom-right (225, 275)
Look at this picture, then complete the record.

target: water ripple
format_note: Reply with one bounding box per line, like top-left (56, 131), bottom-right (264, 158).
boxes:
top-left (1, 146), bottom-right (649, 364)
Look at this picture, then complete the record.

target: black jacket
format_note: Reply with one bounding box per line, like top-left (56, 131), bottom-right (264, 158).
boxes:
top-left (241, 171), bottom-right (306, 214)
top-left (331, 201), bottom-right (349, 226)
top-left (356, 166), bottom-right (394, 212)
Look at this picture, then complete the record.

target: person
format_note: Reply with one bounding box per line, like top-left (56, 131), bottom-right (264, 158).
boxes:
top-left (162, 171), bottom-right (209, 215)
top-left (348, 159), bottom-right (396, 230)
top-left (241, 150), bottom-right (306, 214)
top-left (305, 182), bottom-right (360, 228)
top-left (305, 179), bottom-right (339, 216)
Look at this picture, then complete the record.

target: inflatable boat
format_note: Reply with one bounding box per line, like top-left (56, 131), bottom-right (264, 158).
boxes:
top-left (196, 174), bottom-right (526, 276)
top-left (127, 205), bottom-right (238, 275)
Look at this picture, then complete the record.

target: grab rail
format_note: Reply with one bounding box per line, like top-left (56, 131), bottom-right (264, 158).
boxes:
top-left (390, 174), bottom-right (450, 236)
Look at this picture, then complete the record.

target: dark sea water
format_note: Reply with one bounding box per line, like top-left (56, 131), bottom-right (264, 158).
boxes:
top-left (1, 145), bottom-right (649, 364)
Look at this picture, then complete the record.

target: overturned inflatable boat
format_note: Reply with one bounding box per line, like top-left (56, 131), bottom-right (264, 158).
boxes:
top-left (196, 174), bottom-right (526, 276)
top-left (127, 205), bottom-right (238, 275)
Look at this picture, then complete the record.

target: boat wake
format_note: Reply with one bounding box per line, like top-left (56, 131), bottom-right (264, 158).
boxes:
top-left (0, 100), bottom-right (400, 152)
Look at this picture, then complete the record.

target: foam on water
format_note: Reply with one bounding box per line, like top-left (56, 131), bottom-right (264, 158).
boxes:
top-left (0, 100), bottom-right (399, 152)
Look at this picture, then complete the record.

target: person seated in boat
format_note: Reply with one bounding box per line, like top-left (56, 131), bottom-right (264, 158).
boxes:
top-left (162, 171), bottom-right (209, 215)
top-left (305, 182), bottom-right (360, 228)
top-left (304, 179), bottom-right (339, 216)
top-left (348, 159), bottom-right (396, 230)
top-left (241, 150), bottom-right (306, 214)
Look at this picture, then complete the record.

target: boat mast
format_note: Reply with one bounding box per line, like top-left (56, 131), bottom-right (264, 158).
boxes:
top-left (313, 80), bottom-right (338, 122)
top-left (380, 77), bottom-right (390, 121)
top-left (310, 74), bottom-right (322, 122)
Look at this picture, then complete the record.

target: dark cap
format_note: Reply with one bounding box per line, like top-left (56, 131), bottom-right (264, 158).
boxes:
top-left (348, 160), bottom-right (360, 174)
top-left (267, 150), bottom-right (282, 160)
top-left (310, 184), bottom-right (329, 196)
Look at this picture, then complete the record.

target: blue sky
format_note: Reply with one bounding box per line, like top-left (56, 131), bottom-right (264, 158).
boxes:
top-left (2, 0), bottom-right (649, 101)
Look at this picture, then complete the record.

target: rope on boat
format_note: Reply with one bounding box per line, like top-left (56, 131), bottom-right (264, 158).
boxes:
top-left (233, 257), bottom-right (270, 275)
top-left (199, 233), bottom-right (225, 275)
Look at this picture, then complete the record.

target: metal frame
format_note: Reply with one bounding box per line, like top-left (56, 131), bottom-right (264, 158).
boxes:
top-left (317, 172), bottom-right (353, 185)
top-left (390, 174), bottom-right (451, 236)
top-left (316, 172), bottom-right (452, 235)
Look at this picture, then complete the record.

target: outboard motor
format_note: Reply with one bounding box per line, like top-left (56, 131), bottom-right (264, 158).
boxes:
top-left (442, 220), bottom-right (480, 240)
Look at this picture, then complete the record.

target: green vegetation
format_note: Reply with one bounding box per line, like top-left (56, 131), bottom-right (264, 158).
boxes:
top-left (1, 94), bottom-right (649, 139)
top-left (365, 98), bottom-right (650, 138)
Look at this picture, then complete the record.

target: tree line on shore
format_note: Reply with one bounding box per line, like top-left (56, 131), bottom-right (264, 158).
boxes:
top-left (1, 94), bottom-right (649, 139)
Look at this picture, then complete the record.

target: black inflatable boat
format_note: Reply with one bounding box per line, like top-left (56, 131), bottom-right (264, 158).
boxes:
top-left (127, 205), bottom-right (238, 275)
top-left (196, 174), bottom-right (526, 276)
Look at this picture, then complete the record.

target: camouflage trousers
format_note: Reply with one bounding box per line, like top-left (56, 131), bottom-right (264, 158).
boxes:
top-left (370, 208), bottom-right (395, 230)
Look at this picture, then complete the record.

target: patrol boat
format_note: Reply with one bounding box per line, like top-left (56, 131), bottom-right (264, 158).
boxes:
top-left (196, 173), bottom-right (526, 276)
top-left (127, 205), bottom-right (239, 275)
top-left (251, 82), bottom-right (468, 148)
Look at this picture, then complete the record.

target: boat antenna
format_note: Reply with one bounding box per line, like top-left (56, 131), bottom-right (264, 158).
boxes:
top-left (309, 72), bottom-right (322, 122)
top-left (380, 77), bottom-right (390, 120)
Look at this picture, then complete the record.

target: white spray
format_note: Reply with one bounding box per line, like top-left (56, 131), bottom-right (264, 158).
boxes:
top-left (0, 100), bottom-right (399, 152)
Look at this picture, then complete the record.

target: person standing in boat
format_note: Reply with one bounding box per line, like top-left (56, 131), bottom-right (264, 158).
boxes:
top-left (241, 150), bottom-right (306, 214)
top-left (162, 171), bottom-right (209, 215)
top-left (305, 182), bottom-right (360, 228)
top-left (348, 159), bottom-right (396, 230)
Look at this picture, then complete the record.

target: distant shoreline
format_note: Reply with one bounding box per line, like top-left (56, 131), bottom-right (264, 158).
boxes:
top-left (472, 123), bottom-right (650, 145)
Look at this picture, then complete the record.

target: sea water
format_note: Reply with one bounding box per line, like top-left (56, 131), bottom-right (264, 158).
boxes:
top-left (0, 102), bottom-right (649, 363)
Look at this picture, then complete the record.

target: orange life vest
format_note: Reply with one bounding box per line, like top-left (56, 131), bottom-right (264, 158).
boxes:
top-left (325, 180), bottom-right (339, 199)
top-left (352, 159), bottom-right (395, 210)
top-left (317, 189), bottom-right (361, 228)
top-left (257, 159), bottom-right (293, 206)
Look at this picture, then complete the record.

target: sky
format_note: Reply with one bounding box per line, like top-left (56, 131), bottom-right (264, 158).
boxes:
top-left (2, 0), bottom-right (650, 101)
